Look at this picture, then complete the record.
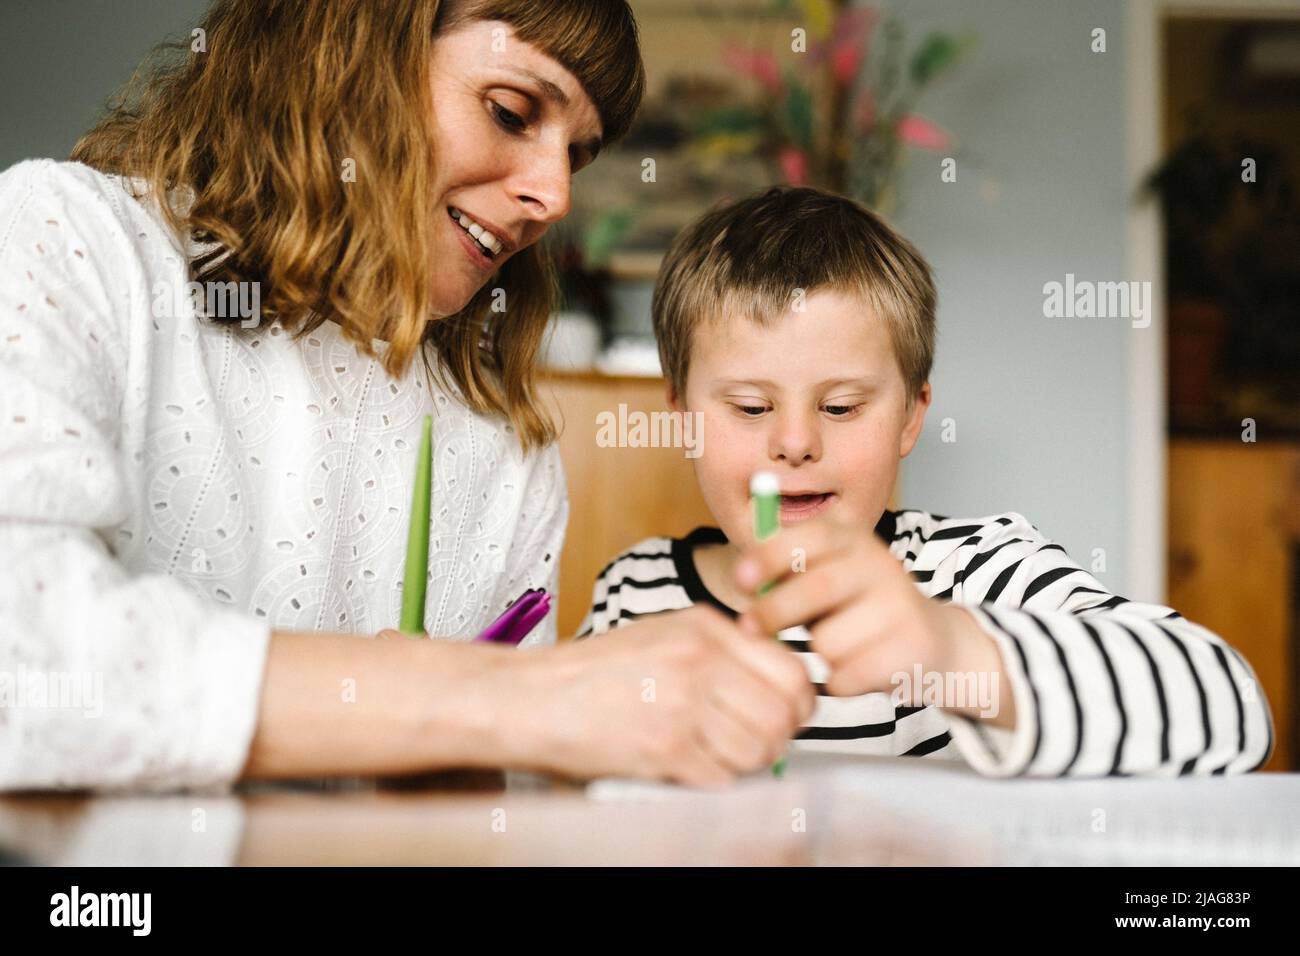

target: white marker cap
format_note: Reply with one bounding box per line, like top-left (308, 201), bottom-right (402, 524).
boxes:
top-left (749, 471), bottom-right (780, 497)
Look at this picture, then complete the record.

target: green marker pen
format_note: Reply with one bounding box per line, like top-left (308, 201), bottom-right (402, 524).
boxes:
top-left (750, 470), bottom-right (788, 777)
top-left (399, 414), bottom-right (433, 636)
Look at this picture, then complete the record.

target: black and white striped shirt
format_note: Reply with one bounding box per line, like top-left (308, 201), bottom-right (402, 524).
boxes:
top-left (576, 509), bottom-right (1274, 777)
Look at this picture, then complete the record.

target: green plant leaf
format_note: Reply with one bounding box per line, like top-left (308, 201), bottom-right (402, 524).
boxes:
top-left (783, 83), bottom-right (814, 151)
top-left (910, 32), bottom-right (960, 86)
top-left (690, 105), bottom-right (765, 138)
top-left (581, 207), bottom-right (636, 268)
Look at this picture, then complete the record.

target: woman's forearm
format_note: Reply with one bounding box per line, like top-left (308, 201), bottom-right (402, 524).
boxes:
top-left (240, 606), bottom-right (816, 787)
top-left (239, 630), bottom-right (508, 780)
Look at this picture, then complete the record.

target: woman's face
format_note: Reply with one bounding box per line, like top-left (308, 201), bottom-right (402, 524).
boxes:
top-left (426, 19), bottom-right (604, 315)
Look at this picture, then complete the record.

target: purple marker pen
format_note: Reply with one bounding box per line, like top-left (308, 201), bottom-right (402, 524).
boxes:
top-left (475, 589), bottom-right (546, 644)
top-left (502, 592), bottom-right (550, 646)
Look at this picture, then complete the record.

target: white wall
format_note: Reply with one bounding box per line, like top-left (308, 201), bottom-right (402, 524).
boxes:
top-left (0, 0), bottom-right (210, 169)
top-left (881, 0), bottom-right (1151, 598)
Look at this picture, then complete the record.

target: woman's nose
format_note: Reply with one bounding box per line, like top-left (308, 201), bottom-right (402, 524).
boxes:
top-left (767, 411), bottom-right (822, 465)
top-left (511, 142), bottom-right (572, 225)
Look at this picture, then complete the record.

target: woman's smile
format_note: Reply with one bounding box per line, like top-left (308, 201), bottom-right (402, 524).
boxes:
top-left (447, 204), bottom-right (502, 271)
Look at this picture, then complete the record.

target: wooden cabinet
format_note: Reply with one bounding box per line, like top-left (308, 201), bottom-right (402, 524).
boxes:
top-left (540, 371), bottom-right (716, 638)
top-left (1168, 439), bottom-right (1300, 772)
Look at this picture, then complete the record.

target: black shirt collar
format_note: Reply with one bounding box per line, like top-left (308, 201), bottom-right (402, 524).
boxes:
top-left (670, 510), bottom-right (898, 619)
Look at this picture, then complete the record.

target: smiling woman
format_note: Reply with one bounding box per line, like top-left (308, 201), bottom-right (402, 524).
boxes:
top-left (70, 0), bottom-right (644, 451)
top-left (0, 0), bottom-right (816, 793)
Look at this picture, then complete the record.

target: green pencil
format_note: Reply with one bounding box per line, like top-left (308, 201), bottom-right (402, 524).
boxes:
top-left (399, 414), bottom-right (433, 636)
top-left (750, 471), bottom-right (787, 777)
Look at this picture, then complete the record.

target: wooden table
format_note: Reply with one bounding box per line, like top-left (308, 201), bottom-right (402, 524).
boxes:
top-left (1, 753), bottom-right (1297, 866)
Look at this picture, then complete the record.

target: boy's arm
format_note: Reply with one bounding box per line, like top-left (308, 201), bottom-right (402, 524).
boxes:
top-left (572, 552), bottom-right (628, 640)
top-left (572, 540), bottom-right (683, 640)
top-left (931, 512), bottom-right (1275, 778)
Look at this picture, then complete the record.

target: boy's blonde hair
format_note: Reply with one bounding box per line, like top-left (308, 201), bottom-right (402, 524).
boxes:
top-left (652, 186), bottom-right (936, 409)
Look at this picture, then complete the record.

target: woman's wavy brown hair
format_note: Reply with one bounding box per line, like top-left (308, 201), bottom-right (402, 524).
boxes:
top-left (70, 0), bottom-right (645, 451)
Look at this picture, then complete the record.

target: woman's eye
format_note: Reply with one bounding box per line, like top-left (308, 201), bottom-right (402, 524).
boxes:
top-left (491, 101), bottom-right (527, 132)
top-left (823, 404), bottom-right (861, 417)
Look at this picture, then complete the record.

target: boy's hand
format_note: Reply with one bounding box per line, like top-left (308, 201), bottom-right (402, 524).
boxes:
top-left (733, 515), bottom-right (1005, 712)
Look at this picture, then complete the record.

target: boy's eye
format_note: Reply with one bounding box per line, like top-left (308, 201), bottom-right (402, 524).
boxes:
top-left (731, 404), bottom-right (768, 417)
top-left (491, 101), bottom-right (527, 132)
top-left (823, 404), bottom-right (861, 417)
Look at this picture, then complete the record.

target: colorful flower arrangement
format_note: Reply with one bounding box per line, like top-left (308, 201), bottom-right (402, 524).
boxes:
top-left (689, 0), bottom-right (974, 211)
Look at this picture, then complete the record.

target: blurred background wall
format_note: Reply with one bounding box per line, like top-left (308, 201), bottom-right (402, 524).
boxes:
top-left (0, 0), bottom-right (209, 168)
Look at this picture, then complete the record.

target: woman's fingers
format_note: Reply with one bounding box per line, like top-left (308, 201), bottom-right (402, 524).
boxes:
top-left (678, 669), bottom-right (801, 784)
top-left (704, 668), bottom-right (802, 767)
top-left (525, 605), bottom-right (814, 786)
top-left (633, 607), bottom-right (812, 783)
top-left (697, 607), bottom-right (816, 727)
top-left (692, 695), bottom-right (774, 778)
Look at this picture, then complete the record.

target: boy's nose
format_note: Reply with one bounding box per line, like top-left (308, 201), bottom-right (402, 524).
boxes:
top-left (768, 415), bottom-right (822, 464)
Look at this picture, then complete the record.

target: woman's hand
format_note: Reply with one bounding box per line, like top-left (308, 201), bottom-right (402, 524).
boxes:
top-left (483, 605), bottom-right (815, 787)
top-left (244, 612), bottom-right (812, 786)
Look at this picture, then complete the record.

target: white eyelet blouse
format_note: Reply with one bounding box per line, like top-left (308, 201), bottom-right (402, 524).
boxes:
top-left (0, 159), bottom-right (567, 792)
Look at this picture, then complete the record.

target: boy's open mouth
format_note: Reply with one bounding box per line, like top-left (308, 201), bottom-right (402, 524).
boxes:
top-left (779, 492), bottom-right (836, 522)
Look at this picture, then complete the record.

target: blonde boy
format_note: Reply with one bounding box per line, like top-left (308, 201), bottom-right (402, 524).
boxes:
top-left (578, 186), bottom-right (1273, 777)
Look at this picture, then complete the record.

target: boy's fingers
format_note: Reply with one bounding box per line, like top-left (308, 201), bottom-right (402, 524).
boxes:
top-left (734, 518), bottom-right (853, 590)
top-left (742, 557), bottom-right (873, 635)
top-left (822, 638), bottom-right (899, 698)
top-left (807, 596), bottom-right (892, 665)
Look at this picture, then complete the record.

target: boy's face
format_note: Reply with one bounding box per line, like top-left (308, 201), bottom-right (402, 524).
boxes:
top-left (670, 288), bottom-right (931, 549)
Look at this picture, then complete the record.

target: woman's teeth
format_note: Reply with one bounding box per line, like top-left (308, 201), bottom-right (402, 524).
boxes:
top-left (448, 206), bottom-right (501, 258)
